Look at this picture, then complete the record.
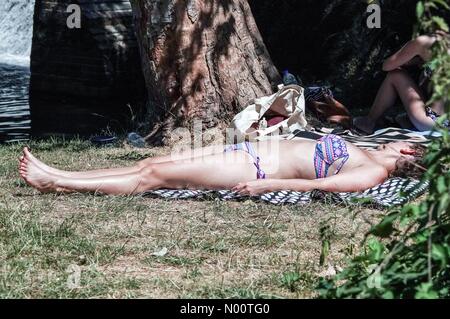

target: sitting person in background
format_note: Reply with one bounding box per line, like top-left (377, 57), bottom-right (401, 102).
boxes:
top-left (353, 31), bottom-right (449, 134)
top-left (19, 134), bottom-right (425, 196)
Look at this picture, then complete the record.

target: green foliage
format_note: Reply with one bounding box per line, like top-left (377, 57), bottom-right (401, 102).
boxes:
top-left (281, 272), bottom-right (302, 292)
top-left (319, 0), bottom-right (450, 299)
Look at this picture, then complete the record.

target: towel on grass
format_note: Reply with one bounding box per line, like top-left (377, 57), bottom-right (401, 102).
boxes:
top-left (144, 177), bottom-right (428, 209)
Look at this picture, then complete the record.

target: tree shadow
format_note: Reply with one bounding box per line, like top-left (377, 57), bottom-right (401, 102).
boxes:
top-left (156, 0), bottom-right (236, 126)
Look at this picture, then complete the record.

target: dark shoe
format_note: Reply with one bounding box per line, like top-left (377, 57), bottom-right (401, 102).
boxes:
top-left (127, 132), bottom-right (146, 148)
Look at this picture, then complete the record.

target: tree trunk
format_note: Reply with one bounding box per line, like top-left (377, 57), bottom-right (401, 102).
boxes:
top-left (130, 0), bottom-right (280, 144)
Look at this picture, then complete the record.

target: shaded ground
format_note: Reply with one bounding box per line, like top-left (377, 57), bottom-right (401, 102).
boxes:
top-left (0, 138), bottom-right (385, 298)
top-left (250, 0), bottom-right (419, 108)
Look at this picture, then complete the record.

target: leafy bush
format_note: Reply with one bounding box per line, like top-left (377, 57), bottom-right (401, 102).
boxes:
top-left (319, 0), bottom-right (450, 299)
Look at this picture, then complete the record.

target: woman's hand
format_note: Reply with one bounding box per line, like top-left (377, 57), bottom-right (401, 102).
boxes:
top-left (232, 180), bottom-right (274, 196)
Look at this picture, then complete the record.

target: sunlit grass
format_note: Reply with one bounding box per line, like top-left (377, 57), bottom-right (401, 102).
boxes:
top-left (0, 138), bottom-right (377, 298)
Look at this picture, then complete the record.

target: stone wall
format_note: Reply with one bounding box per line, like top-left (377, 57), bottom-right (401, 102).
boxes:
top-left (30, 0), bottom-right (145, 135)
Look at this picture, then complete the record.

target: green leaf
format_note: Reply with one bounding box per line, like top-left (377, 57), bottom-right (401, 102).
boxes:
top-left (367, 239), bottom-right (385, 262)
top-left (437, 176), bottom-right (447, 194)
top-left (415, 283), bottom-right (439, 299)
top-left (370, 213), bottom-right (397, 238)
top-left (432, 16), bottom-right (449, 32)
top-left (416, 2), bottom-right (424, 18)
top-left (320, 240), bottom-right (330, 267)
top-left (432, 0), bottom-right (450, 10)
top-left (432, 244), bottom-right (449, 269)
top-left (382, 291), bottom-right (394, 299)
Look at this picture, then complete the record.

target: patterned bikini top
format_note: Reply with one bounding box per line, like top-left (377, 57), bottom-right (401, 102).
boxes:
top-left (314, 134), bottom-right (350, 179)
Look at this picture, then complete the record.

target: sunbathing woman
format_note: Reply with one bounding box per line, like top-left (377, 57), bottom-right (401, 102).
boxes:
top-left (19, 134), bottom-right (425, 196)
top-left (353, 31), bottom-right (449, 134)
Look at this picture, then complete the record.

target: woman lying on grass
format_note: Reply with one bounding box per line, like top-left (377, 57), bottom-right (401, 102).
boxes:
top-left (353, 31), bottom-right (450, 134)
top-left (19, 134), bottom-right (426, 196)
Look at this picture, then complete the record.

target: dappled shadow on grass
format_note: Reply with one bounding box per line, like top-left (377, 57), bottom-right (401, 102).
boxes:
top-left (109, 150), bottom-right (155, 162)
top-left (0, 197), bottom-right (136, 297)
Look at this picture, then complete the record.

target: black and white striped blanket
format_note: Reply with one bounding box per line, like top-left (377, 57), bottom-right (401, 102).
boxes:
top-left (144, 177), bottom-right (428, 208)
top-left (143, 128), bottom-right (433, 208)
top-left (292, 127), bottom-right (437, 149)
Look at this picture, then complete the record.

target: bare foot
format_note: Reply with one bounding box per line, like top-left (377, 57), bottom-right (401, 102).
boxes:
top-left (19, 149), bottom-right (57, 193)
top-left (22, 147), bottom-right (65, 176)
top-left (352, 116), bottom-right (375, 135)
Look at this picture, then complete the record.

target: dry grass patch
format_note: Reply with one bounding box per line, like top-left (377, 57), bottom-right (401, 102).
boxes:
top-left (0, 138), bottom-right (382, 298)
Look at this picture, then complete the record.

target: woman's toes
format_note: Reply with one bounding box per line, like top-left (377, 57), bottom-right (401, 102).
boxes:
top-left (23, 146), bottom-right (32, 158)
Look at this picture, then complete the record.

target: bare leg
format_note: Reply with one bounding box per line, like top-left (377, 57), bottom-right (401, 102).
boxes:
top-left (20, 147), bottom-right (140, 179)
top-left (354, 70), bottom-right (435, 133)
top-left (22, 144), bottom-right (225, 179)
top-left (20, 161), bottom-right (155, 195)
top-left (392, 71), bottom-right (435, 131)
top-left (19, 147), bottom-right (257, 195)
top-left (354, 70), bottom-right (405, 134)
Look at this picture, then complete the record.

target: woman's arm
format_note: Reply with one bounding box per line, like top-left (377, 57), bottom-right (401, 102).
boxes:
top-left (382, 35), bottom-right (436, 71)
top-left (233, 165), bottom-right (387, 195)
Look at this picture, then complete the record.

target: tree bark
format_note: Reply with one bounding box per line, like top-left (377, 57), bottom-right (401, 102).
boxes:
top-left (130, 0), bottom-right (280, 143)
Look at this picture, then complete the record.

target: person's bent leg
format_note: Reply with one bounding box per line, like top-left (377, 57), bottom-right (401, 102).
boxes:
top-left (392, 71), bottom-right (435, 131)
top-left (353, 70), bottom-right (403, 134)
top-left (367, 70), bottom-right (406, 121)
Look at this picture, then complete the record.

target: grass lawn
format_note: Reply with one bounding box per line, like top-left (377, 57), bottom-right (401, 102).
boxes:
top-left (0, 137), bottom-right (384, 298)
